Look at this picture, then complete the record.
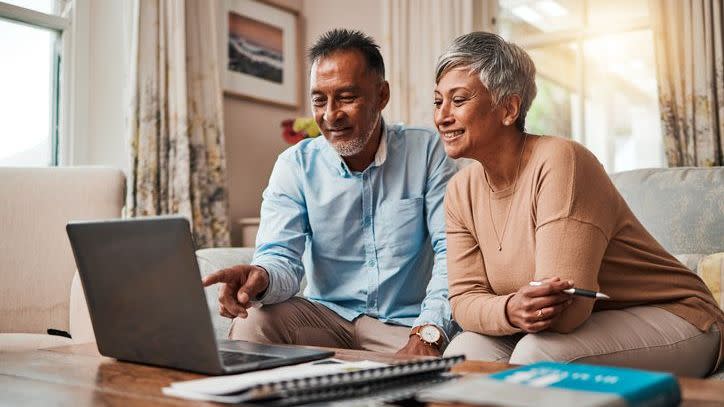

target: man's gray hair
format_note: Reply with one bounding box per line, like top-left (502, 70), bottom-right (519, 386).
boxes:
top-left (435, 32), bottom-right (537, 132)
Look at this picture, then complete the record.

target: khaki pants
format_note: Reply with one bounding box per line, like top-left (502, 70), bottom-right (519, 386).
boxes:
top-left (228, 297), bottom-right (411, 353)
top-left (443, 306), bottom-right (720, 377)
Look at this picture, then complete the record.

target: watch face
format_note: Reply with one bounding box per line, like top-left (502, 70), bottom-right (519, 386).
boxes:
top-left (420, 326), bottom-right (441, 343)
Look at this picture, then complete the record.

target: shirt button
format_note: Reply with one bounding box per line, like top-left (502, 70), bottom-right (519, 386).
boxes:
top-left (364, 216), bottom-right (371, 226)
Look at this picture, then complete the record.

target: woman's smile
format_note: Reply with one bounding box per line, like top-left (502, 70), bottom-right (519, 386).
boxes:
top-left (441, 129), bottom-right (465, 142)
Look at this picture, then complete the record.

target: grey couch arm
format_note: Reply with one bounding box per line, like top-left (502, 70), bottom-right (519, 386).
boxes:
top-left (196, 247), bottom-right (255, 339)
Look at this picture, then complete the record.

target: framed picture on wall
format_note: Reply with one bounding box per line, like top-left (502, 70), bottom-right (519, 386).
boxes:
top-left (218, 0), bottom-right (299, 108)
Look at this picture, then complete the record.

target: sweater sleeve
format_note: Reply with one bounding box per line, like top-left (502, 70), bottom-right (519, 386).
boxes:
top-left (535, 219), bottom-right (608, 332)
top-left (532, 142), bottom-right (616, 333)
top-left (445, 179), bottom-right (522, 336)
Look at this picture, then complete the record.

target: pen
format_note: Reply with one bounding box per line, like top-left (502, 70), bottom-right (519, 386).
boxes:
top-left (529, 281), bottom-right (610, 300)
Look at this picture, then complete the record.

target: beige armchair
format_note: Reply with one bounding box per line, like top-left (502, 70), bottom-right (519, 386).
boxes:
top-left (0, 167), bottom-right (125, 351)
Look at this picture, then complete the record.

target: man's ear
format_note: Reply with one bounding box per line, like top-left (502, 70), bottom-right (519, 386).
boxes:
top-left (378, 80), bottom-right (390, 111)
top-left (501, 94), bottom-right (522, 126)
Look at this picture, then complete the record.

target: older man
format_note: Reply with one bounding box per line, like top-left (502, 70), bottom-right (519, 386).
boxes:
top-left (203, 29), bottom-right (457, 356)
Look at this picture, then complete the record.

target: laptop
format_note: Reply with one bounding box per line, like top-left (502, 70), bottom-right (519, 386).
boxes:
top-left (66, 216), bottom-right (333, 375)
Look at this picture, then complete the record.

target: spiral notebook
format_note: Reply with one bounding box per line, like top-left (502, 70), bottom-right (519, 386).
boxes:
top-left (163, 355), bottom-right (464, 405)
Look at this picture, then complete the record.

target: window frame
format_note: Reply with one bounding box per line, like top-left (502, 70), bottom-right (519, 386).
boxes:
top-left (0, 0), bottom-right (88, 166)
top-left (492, 1), bottom-right (661, 170)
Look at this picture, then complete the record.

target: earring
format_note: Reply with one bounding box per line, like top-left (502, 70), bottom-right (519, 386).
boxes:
top-left (504, 120), bottom-right (511, 126)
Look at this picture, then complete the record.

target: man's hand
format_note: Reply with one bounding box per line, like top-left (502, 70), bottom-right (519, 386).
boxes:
top-left (505, 277), bottom-right (573, 333)
top-left (202, 265), bottom-right (270, 319)
top-left (396, 335), bottom-right (442, 357)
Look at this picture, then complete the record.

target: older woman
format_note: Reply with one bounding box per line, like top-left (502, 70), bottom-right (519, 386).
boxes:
top-left (435, 32), bottom-right (723, 377)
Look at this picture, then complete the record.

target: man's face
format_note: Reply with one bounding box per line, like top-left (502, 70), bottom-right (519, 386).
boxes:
top-left (310, 50), bottom-right (389, 157)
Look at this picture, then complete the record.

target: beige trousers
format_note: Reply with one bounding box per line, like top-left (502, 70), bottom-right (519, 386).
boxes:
top-left (228, 297), bottom-right (411, 353)
top-left (443, 306), bottom-right (720, 377)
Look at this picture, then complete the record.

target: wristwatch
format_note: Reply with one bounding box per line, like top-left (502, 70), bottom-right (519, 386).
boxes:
top-left (411, 325), bottom-right (444, 349)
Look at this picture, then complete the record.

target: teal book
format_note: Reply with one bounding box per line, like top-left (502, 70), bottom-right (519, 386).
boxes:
top-left (417, 361), bottom-right (680, 407)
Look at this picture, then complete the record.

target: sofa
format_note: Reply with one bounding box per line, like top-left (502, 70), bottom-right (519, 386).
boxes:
top-left (0, 167), bottom-right (125, 351)
top-left (196, 167), bottom-right (724, 377)
top-left (609, 167), bottom-right (723, 270)
top-left (3, 165), bottom-right (718, 376)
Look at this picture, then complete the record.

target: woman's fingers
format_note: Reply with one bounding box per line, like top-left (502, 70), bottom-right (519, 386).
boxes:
top-left (519, 295), bottom-right (573, 325)
top-left (512, 278), bottom-right (579, 333)
top-left (523, 319), bottom-right (552, 333)
top-left (529, 293), bottom-right (571, 310)
top-left (517, 293), bottom-right (570, 314)
top-left (525, 279), bottom-right (573, 298)
top-left (508, 278), bottom-right (576, 332)
top-left (537, 302), bottom-right (571, 321)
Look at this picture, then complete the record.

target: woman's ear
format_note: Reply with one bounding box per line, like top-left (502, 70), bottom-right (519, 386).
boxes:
top-left (501, 94), bottom-right (522, 127)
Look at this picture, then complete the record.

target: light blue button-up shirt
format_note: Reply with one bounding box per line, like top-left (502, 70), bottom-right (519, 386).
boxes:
top-left (252, 121), bottom-right (458, 337)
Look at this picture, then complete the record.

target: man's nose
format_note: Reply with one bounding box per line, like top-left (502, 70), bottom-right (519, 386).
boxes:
top-left (323, 102), bottom-right (343, 124)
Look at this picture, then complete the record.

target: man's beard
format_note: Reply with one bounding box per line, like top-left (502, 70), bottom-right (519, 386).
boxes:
top-left (330, 114), bottom-right (380, 157)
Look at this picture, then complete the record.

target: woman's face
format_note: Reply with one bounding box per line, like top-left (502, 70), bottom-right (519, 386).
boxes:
top-left (434, 67), bottom-right (503, 159)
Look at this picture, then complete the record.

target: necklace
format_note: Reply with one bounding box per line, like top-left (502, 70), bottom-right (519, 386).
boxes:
top-left (483, 134), bottom-right (527, 251)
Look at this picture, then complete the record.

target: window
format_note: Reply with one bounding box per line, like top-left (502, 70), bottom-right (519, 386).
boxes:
top-left (0, 0), bottom-right (69, 166)
top-left (497, 0), bottom-right (663, 172)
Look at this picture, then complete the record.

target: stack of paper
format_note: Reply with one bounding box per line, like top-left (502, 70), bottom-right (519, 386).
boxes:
top-left (162, 359), bottom-right (387, 403)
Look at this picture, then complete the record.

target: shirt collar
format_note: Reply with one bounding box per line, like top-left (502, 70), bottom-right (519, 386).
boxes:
top-left (372, 120), bottom-right (388, 167)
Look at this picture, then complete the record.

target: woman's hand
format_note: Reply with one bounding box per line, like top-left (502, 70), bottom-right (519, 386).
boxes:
top-left (505, 277), bottom-right (574, 333)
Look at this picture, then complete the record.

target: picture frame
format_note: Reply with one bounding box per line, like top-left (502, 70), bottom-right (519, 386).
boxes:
top-left (218, 0), bottom-right (299, 108)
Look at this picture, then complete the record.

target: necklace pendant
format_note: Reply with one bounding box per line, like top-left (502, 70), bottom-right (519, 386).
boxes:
top-left (498, 244), bottom-right (502, 251)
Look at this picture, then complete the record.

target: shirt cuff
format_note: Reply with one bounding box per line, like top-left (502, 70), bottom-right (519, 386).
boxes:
top-left (251, 261), bottom-right (295, 304)
top-left (414, 309), bottom-right (453, 341)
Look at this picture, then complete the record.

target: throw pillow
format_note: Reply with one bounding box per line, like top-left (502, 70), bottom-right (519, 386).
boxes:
top-left (673, 253), bottom-right (706, 273)
top-left (697, 253), bottom-right (723, 308)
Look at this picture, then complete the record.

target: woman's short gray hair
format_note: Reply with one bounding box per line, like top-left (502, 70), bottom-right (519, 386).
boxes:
top-left (436, 32), bottom-right (537, 132)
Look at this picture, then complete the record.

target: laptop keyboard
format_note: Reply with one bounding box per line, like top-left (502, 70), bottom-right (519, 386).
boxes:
top-left (219, 350), bottom-right (280, 366)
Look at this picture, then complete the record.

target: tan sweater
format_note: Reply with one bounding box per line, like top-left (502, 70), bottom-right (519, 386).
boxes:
top-left (445, 135), bottom-right (724, 368)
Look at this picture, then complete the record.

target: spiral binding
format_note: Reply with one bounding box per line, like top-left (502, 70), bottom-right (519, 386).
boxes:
top-left (246, 354), bottom-right (465, 405)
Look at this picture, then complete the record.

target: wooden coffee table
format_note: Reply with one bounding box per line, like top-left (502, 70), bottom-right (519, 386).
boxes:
top-left (0, 343), bottom-right (722, 406)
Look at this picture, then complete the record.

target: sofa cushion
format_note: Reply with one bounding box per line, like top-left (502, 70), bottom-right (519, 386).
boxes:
top-left (673, 253), bottom-right (707, 273)
top-left (710, 365), bottom-right (724, 379)
top-left (0, 333), bottom-right (72, 352)
top-left (0, 167), bottom-right (125, 335)
top-left (610, 167), bottom-right (723, 255)
top-left (69, 271), bottom-right (95, 343)
top-left (698, 253), bottom-right (723, 308)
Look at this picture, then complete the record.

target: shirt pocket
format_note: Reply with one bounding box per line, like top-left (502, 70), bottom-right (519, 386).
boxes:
top-left (376, 197), bottom-right (426, 257)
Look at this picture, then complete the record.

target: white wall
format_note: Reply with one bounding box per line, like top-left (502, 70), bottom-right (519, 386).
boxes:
top-left (85, 0), bottom-right (133, 171)
top-left (301, 0), bottom-right (385, 116)
top-left (71, 0), bottom-right (132, 171)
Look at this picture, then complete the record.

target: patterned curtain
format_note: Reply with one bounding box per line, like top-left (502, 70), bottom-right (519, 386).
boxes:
top-left (650, 0), bottom-right (724, 167)
top-left (382, 0), bottom-right (474, 127)
top-left (127, 0), bottom-right (230, 248)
